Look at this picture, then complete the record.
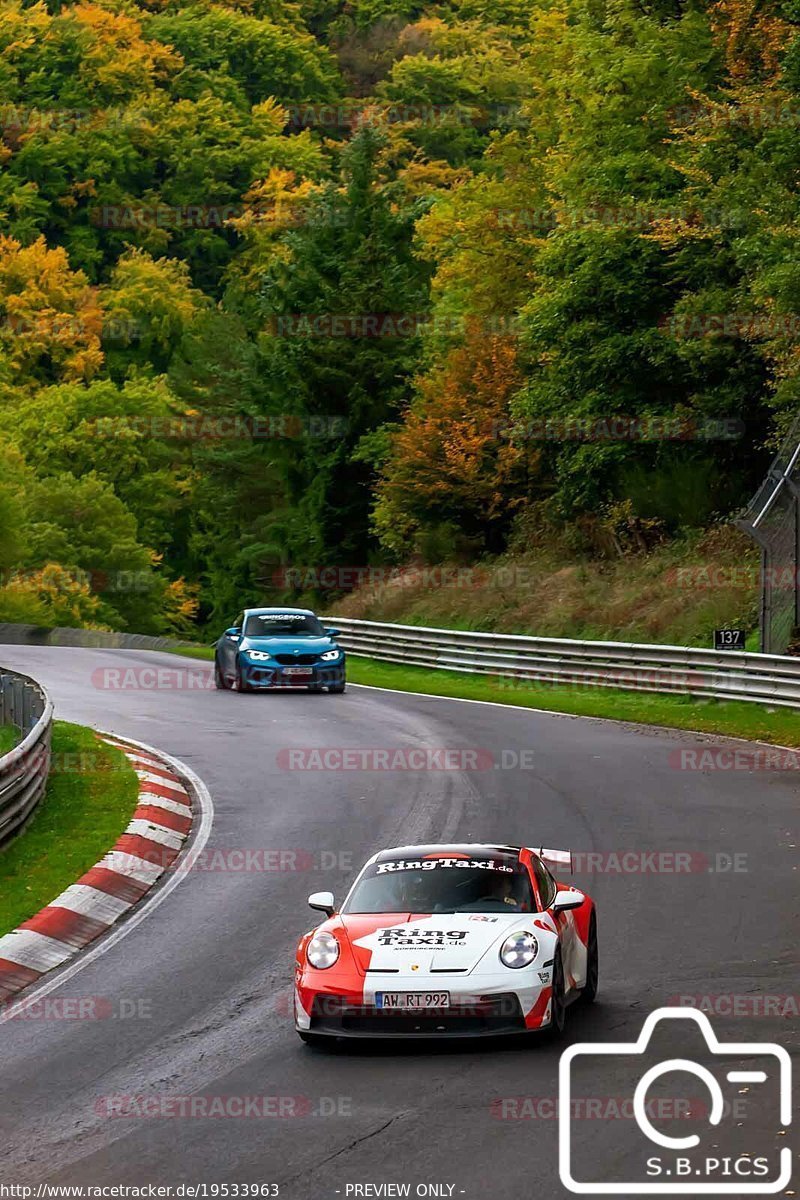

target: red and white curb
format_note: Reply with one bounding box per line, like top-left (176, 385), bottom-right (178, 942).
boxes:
top-left (0, 735), bottom-right (196, 1005)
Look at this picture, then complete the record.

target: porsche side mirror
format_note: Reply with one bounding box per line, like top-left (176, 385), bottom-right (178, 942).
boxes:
top-left (308, 890), bottom-right (336, 917)
top-left (552, 889), bottom-right (583, 913)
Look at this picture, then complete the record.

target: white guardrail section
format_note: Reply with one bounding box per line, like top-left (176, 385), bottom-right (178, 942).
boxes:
top-left (326, 617), bottom-right (800, 709)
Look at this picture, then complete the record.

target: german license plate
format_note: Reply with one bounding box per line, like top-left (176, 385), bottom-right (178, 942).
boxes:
top-left (282, 667), bottom-right (313, 677)
top-left (375, 992), bottom-right (450, 1009)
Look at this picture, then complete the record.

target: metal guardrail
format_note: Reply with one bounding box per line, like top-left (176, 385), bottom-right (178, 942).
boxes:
top-left (0, 624), bottom-right (195, 651)
top-left (327, 616), bottom-right (800, 709)
top-left (0, 669), bottom-right (53, 848)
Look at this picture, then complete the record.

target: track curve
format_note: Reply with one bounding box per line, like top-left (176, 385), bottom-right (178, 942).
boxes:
top-left (0, 646), bottom-right (796, 1197)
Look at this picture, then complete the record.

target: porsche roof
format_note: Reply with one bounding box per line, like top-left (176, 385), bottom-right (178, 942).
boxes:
top-left (374, 844), bottom-right (523, 863)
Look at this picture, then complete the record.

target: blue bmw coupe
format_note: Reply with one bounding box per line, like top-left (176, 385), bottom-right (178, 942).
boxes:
top-left (214, 607), bottom-right (346, 693)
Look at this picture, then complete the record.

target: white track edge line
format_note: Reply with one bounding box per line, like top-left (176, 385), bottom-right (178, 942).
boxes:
top-left (0, 733), bottom-right (214, 1024)
top-left (348, 682), bottom-right (800, 755)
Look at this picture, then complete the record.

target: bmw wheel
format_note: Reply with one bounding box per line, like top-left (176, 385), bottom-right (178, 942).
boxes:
top-left (214, 659), bottom-right (227, 690)
top-left (328, 682), bottom-right (346, 694)
top-left (230, 663), bottom-right (248, 692)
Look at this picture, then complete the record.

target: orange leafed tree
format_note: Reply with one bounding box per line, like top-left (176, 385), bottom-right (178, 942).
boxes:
top-left (373, 332), bottom-right (533, 554)
top-left (0, 235), bottom-right (105, 386)
top-left (710, 0), bottom-right (794, 79)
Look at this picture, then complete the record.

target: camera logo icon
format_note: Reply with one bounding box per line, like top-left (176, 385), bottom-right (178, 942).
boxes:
top-left (559, 1007), bottom-right (792, 1193)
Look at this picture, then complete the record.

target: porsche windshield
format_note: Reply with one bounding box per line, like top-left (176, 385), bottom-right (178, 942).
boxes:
top-left (343, 857), bottom-right (535, 914)
top-left (243, 613), bottom-right (325, 637)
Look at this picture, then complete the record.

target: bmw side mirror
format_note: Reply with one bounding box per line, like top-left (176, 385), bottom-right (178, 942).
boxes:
top-left (552, 889), bottom-right (583, 913)
top-left (225, 627), bottom-right (241, 639)
top-left (308, 891), bottom-right (336, 917)
top-left (325, 627), bottom-right (341, 638)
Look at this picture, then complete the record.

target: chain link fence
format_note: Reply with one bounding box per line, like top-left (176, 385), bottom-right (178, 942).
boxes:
top-left (736, 417), bottom-right (800, 654)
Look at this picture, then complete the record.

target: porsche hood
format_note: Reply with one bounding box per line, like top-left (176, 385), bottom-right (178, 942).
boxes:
top-left (347, 913), bottom-right (547, 975)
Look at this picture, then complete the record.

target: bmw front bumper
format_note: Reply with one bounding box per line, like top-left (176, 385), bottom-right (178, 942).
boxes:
top-left (239, 661), bottom-right (345, 689)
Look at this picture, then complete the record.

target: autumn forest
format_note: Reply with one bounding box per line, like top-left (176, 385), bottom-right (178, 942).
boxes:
top-left (0, 0), bottom-right (797, 634)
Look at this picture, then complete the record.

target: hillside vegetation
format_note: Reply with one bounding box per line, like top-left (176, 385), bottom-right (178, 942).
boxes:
top-left (336, 528), bottom-right (761, 647)
top-left (0, 0), bottom-right (797, 636)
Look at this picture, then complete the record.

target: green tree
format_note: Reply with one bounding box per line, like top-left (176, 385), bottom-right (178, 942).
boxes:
top-left (22, 472), bottom-right (172, 632)
top-left (0, 376), bottom-right (192, 558)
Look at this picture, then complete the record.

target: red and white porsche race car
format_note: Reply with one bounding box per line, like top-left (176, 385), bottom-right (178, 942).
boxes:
top-left (294, 843), bottom-right (598, 1043)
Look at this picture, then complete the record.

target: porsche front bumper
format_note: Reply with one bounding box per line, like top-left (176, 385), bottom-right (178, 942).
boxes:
top-left (295, 972), bottom-right (553, 1038)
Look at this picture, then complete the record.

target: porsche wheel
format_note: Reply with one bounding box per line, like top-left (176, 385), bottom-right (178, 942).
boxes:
top-left (549, 948), bottom-right (567, 1037)
top-left (582, 913), bottom-right (599, 1004)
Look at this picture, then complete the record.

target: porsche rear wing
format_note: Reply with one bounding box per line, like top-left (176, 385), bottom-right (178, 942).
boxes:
top-left (536, 847), bottom-right (573, 872)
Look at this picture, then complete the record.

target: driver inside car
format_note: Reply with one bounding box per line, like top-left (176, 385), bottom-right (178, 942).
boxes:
top-left (469, 871), bottom-right (531, 911)
top-left (497, 872), bottom-right (530, 910)
top-left (398, 872), bottom-right (434, 914)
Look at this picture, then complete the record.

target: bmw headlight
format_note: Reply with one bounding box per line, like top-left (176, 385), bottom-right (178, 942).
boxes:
top-left (320, 648), bottom-right (341, 662)
top-left (306, 931), bottom-right (340, 969)
top-left (246, 650), bottom-right (272, 661)
top-left (499, 932), bottom-right (538, 969)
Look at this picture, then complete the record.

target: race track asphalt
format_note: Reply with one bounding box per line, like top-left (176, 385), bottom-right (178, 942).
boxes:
top-left (0, 646), bottom-right (796, 1197)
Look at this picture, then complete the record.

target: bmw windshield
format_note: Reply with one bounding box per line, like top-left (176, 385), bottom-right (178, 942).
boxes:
top-left (343, 856), bottom-right (535, 914)
top-left (243, 613), bottom-right (325, 637)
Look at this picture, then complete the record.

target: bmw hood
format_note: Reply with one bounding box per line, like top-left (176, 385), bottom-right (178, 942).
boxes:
top-left (345, 913), bottom-right (543, 974)
top-left (239, 636), bottom-right (338, 654)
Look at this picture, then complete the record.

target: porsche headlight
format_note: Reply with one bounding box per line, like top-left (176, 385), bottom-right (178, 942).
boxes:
top-left (246, 650), bottom-right (272, 661)
top-left (500, 932), bottom-right (538, 969)
top-left (320, 649), bottom-right (341, 662)
top-left (306, 931), bottom-right (340, 969)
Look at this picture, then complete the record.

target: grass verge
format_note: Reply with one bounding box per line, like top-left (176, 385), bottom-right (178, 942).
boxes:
top-left (167, 642), bottom-right (799, 747)
top-left (169, 644), bottom-right (215, 661)
top-left (345, 657), bottom-right (800, 748)
top-left (0, 721), bottom-right (140, 938)
top-left (0, 725), bottom-right (19, 755)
